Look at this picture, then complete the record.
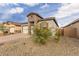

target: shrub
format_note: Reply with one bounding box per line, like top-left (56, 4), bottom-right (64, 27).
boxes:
top-left (0, 25), bottom-right (7, 32)
top-left (32, 24), bottom-right (52, 45)
top-left (54, 28), bottom-right (61, 43)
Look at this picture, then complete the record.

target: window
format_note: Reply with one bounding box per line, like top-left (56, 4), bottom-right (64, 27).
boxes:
top-left (40, 22), bottom-right (48, 29)
top-left (31, 15), bottom-right (33, 17)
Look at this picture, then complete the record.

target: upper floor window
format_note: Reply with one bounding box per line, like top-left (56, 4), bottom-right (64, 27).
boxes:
top-left (40, 22), bottom-right (48, 29)
top-left (31, 15), bottom-right (33, 18)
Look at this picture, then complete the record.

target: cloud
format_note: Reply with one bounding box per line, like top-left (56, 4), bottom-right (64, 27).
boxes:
top-left (0, 6), bottom-right (24, 20)
top-left (0, 14), bottom-right (10, 20)
top-left (0, 3), bottom-right (18, 7)
top-left (9, 7), bottom-right (24, 14)
top-left (0, 4), bottom-right (26, 23)
top-left (54, 3), bottom-right (79, 19)
top-left (0, 10), bottom-right (12, 20)
top-left (0, 3), bottom-right (6, 7)
top-left (40, 3), bottom-right (49, 9)
top-left (24, 3), bottom-right (39, 7)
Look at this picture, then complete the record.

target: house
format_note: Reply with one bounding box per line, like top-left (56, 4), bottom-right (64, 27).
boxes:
top-left (2, 21), bottom-right (21, 34)
top-left (21, 22), bottom-right (34, 34)
top-left (62, 19), bottom-right (79, 38)
top-left (21, 22), bottom-right (28, 34)
top-left (27, 12), bottom-right (59, 35)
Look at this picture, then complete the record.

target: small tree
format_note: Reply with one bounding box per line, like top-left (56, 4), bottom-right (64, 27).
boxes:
top-left (0, 25), bottom-right (8, 34)
top-left (32, 22), bottom-right (52, 45)
top-left (0, 25), bottom-right (6, 32)
top-left (54, 28), bottom-right (61, 43)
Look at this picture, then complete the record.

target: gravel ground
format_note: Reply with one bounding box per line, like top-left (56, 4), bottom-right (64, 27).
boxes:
top-left (0, 33), bottom-right (29, 44)
top-left (0, 34), bottom-right (79, 56)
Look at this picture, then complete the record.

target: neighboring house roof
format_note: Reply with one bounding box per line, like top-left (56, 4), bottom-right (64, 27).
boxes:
top-left (20, 22), bottom-right (28, 24)
top-left (3, 21), bottom-right (21, 26)
top-left (63, 19), bottom-right (79, 28)
top-left (27, 12), bottom-right (43, 19)
top-left (20, 22), bottom-right (28, 26)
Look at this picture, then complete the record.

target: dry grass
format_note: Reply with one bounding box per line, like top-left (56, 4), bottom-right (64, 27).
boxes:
top-left (0, 36), bottom-right (79, 56)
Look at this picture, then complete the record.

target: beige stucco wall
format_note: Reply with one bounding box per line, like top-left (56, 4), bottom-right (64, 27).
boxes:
top-left (4, 24), bottom-right (15, 28)
top-left (15, 26), bottom-right (21, 33)
top-left (64, 27), bottom-right (77, 38)
top-left (22, 25), bottom-right (28, 34)
top-left (63, 22), bottom-right (79, 38)
top-left (47, 20), bottom-right (57, 29)
top-left (38, 20), bottom-right (58, 36)
top-left (66, 22), bottom-right (79, 38)
top-left (43, 20), bottom-right (57, 31)
top-left (28, 14), bottom-right (42, 23)
top-left (46, 20), bottom-right (58, 36)
top-left (15, 26), bottom-right (21, 30)
top-left (28, 14), bottom-right (43, 34)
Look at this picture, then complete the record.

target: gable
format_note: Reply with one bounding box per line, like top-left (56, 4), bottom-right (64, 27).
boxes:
top-left (28, 14), bottom-right (43, 22)
top-left (39, 20), bottom-right (58, 29)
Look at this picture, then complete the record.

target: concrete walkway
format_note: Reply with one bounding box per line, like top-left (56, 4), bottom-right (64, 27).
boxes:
top-left (0, 33), bottom-right (28, 44)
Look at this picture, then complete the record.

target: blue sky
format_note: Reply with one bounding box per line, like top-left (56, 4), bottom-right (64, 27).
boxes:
top-left (0, 3), bottom-right (79, 27)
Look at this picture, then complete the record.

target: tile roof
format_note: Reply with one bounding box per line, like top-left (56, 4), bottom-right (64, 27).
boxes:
top-left (3, 21), bottom-right (21, 26)
top-left (27, 12), bottom-right (43, 19)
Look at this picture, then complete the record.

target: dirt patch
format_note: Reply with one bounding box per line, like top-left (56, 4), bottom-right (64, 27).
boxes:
top-left (0, 36), bottom-right (79, 56)
top-left (0, 43), bottom-right (4, 46)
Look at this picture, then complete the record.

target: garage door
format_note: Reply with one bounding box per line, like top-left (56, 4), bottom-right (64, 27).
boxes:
top-left (10, 27), bottom-right (15, 33)
top-left (22, 26), bottom-right (28, 33)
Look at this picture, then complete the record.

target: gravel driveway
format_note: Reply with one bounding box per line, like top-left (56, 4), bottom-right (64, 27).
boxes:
top-left (0, 33), bottom-right (28, 44)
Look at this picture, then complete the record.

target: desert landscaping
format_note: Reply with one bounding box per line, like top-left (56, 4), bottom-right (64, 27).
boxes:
top-left (0, 4), bottom-right (79, 56)
top-left (0, 12), bottom-right (79, 56)
top-left (0, 33), bottom-right (79, 56)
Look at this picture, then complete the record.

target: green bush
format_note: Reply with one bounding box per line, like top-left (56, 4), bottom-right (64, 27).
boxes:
top-left (0, 25), bottom-right (6, 32)
top-left (54, 28), bottom-right (61, 43)
top-left (32, 25), bottom-right (52, 45)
